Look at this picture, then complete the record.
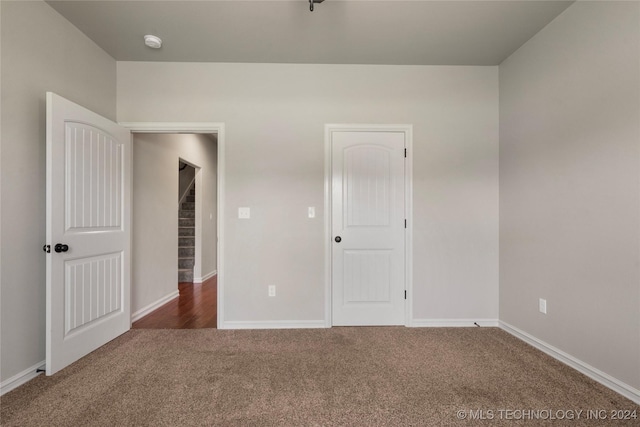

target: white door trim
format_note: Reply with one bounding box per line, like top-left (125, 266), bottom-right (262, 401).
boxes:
top-left (120, 122), bottom-right (225, 328)
top-left (324, 124), bottom-right (413, 327)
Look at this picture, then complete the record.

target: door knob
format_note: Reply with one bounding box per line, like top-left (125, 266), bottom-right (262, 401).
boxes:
top-left (334, 236), bottom-right (341, 243)
top-left (54, 243), bottom-right (69, 253)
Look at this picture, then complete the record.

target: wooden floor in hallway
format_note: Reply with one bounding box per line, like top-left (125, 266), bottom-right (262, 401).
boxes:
top-left (132, 276), bottom-right (217, 329)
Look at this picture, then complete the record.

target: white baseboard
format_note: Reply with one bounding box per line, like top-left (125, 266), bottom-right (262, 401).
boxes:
top-left (194, 269), bottom-right (217, 284)
top-left (1, 360), bottom-right (45, 396)
top-left (220, 320), bottom-right (326, 330)
top-left (131, 290), bottom-right (180, 322)
top-left (410, 318), bottom-right (499, 327)
top-left (500, 321), bottom-right (640, 405)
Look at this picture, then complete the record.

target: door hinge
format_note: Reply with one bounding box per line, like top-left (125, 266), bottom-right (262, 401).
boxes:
top-left (404, 290), bottom-right (407, 299)
top-left (404, 219), bottom-right (407, 228)
top-left (404, 148), bottom-right (407, 158)
top-left (43, 244), bottom-right (51, 253)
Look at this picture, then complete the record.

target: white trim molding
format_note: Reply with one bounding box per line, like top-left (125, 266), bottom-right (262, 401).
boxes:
top-left (220, 320), bottom-right (326, 330)
top-left (121, 122), bottom-right (225, 330)
top-left (131, 290), bottom-right (179, 323)
top-left (500, 321), bottom-right (640, 405)
top-left (324, 124), bottom-right (413, 328)
top-left (1, 361), bottom-right (45, 396)
top-left (194, 270), bottom-right (217, 284)
top-left (193, 166), bottom-right (203, 280)
top-left (119, 122), bottom-right (222, 133)
top-left (410, 318), bottom-right (499, 327)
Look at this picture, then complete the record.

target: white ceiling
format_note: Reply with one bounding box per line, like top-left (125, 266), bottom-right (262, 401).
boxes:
top-left (46, 0), bottom-right (574, 65)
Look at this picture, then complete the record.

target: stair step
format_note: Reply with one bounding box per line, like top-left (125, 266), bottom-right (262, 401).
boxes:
top-left (181, 202), bottom-right (195, 211)
top-left (178, 227), bottom-right (195, 236)
top-left (178, 257), bottom-right (194, 269)
top-left (178, 269), bottom-right (193, 282)
top-left (190, 189), bottom-right (196, 196)
top-left (185, 195), bottom-right (195, 203)
top-left (179, 237), bottom-right (195, 247)
top-left (179, 210), bottom-right (195, 219)
top-left (179, 247), bottom-right (195, 257)
top-left (179, 218), bottom-right (195, 227)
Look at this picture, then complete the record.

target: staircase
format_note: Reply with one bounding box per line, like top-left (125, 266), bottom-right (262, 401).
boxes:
top-left (178, 185), bottom-right (195, 283)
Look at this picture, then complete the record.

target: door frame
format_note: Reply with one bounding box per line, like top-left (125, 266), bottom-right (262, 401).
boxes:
top-left (120, 122), bottom-right (225, 328)
top-left (324, 124), bottom-right (413, 327)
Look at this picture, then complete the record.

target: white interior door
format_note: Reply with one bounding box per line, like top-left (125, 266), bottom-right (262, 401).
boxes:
top-left (46, 92), bottom-right (131, 375)
top-left (331, 130), bottom-right (406, 326)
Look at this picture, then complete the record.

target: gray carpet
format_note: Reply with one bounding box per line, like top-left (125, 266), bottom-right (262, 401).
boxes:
top-left (1, 327), bottom-right (637, 426)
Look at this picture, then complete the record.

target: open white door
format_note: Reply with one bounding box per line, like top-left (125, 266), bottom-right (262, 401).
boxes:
top-left (331, 130), bottom-right (406, 326)
top-left (46, 92), bottom-right (131, 375)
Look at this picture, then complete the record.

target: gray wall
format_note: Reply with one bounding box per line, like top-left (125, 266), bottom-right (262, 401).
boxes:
top-left (118, 62), bottom-right (499, 324)
top-left (132, 133), bottom-right (218, 314)
top-left (0, 0), bottom-right (116, 382)
top-left (499, 1), bottom-right (640, 389)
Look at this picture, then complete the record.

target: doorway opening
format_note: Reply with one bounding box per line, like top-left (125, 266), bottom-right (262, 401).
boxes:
top-left (178, 160), bottom-right (197, 284)
top-left (127, 125), bottom-right (224, 329)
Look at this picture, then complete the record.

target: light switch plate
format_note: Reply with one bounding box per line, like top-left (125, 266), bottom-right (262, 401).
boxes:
top-left (238, 207), bottom-right (250, 219)
top-left (539, 298), bottom-right (547, 314)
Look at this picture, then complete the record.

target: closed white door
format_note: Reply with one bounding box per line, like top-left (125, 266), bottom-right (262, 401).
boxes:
top-left (331, 130), bottom-right (406, 326)
top-left (46, 93), bottom-right (131, 375)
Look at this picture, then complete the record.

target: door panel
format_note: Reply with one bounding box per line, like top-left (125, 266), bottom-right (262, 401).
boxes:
top-left (331, 130), bottom-right (405, 326)
top-left (345, 146), bottom-right (392, 227)
top-left (64, 252), bottom-right (122, 336)
top-left (65, 122), bottom-right (123, 231)
top-left (343, 250), bottom-right (392, 302)
top-left (46, 92), bottom-right (131, 375)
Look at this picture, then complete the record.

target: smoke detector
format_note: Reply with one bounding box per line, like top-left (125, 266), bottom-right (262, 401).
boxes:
top-left (144, 35), bottom-right (162, 49)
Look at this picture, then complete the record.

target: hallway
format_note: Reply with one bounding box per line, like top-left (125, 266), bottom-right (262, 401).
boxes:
top-left (132, 276), bottom-right (217, 329)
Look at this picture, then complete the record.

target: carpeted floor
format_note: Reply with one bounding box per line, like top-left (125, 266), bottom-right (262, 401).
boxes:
top-left (1, 327), bottom-right (637, 426)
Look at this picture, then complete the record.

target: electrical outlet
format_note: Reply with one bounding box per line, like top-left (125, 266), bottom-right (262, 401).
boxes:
top-left (268, 285), bottom-right (276, 297)
top-left (238, 207), bottom-right (250, 219)
top-left (539, 298), bottom-right (547, 314)
top-left (308, 207), bottom-right (315, 218)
